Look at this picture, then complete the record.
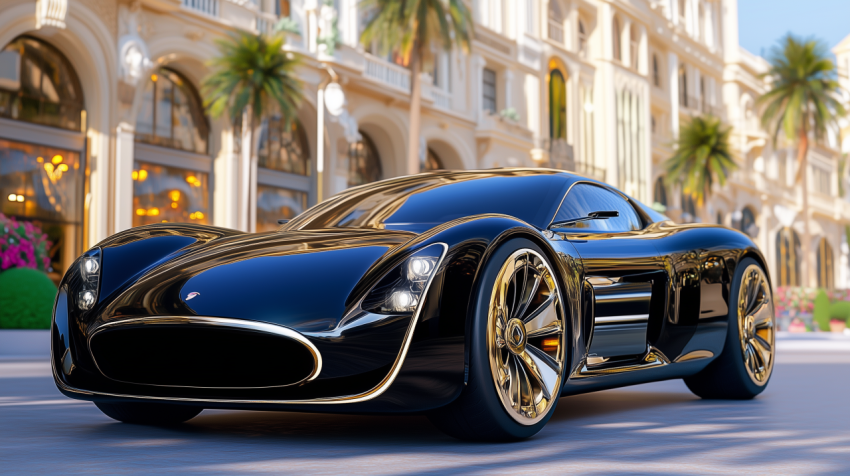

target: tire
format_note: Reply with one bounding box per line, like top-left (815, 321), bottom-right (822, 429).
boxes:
top-left (428, 238), bottom-right (568, 441)
top-left (684, 257), bottom-right (775, 399)
top-left (95, 401), bottom-right (203, 425)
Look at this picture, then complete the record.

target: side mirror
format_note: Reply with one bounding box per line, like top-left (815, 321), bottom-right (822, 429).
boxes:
top-left (277, 219), bottom-right (290, 225)
top-left (549, 210), bottom-right (619, 229)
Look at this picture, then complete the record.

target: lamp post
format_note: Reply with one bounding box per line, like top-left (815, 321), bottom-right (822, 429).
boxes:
top-left (316, 65), bottom-right (345, 203)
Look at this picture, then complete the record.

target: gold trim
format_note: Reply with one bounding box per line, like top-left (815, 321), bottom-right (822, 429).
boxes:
top-left (673, 350), bottom-right (714, 363)
top-left (570, 346), bottom-right (670, 379)
top-left (55, 243), bottom-right (449, 406)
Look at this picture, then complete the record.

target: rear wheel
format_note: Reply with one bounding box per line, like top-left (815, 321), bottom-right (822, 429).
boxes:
top-left (95, 401), bottom-right (202, 425)
top-left (428, 239), bottom-right (567, 441)
top-left (684, 258), bottom-right (775, 399)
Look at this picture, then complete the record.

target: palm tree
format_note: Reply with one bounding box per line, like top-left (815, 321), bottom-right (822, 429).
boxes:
top-left (758, 34), bottom-right (846, 287)
top-left (360, 0), bottom-right (473, 174)
top-left (202, 31), bottom-right (302, 231)
top-left (664, 115), bottom-right (737, 214)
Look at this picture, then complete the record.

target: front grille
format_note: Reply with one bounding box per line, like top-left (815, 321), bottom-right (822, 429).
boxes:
top-left (90, 324), bottom-right (316, 388)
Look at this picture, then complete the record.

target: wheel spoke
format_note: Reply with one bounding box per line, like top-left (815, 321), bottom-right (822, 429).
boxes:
top-left (748, 299), bottom-right (772, 325)
top-left (519, 347), bottom-right (560, 400)
top-left (513, 266), bottom-right (543, 321)
top-left (524, 294), bottom-right (558, 333)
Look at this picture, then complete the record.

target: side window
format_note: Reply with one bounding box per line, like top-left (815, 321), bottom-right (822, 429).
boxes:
top-left (553, 183), bottom-right (642, 232)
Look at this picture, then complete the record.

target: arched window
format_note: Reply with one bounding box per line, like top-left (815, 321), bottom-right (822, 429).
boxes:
top-left (277, 0), bottom-right (290, 17)
top-left (423, 148), bottom-right (443, 171)
top-left (257, 117), bottom-right (311, 176)
top-left (738, 206), bottom-right (756, 236)
top-left (135, 68), bottom-right (209, 154)
top-left (547, 0), bottom-right (564, 44)
top-left (652, 54), bottom-right (661, 87)
top-left (678, 64), bottom-right (688, 108)
top-left (698, 2), bottom-right (705, 42)
top-left (0, 36), bottom-right (85, 279)
top-left (630, 26), bottom-right (640, 70)
top-left (653, 177), bottom-right (668, 212)
top-left (549, 68), bottom-right (567, 140)
top-left (612, 17), bottom-right (622, 62)
top-left (0, 36), bottom-right (84, 131)
top-left (348, 131), bottom-right (382, 186)
top-left (578, 19), bottom-right (588, 57)
top-left (776, 227), bottom-right (801, 286)
top-left (817, 237), bottom-right (834, 289)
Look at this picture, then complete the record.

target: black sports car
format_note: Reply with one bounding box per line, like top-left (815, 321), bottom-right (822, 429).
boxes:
top-left (51, 169), bottom-right (775, 441)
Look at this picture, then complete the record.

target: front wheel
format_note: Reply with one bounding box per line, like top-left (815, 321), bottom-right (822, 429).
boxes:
top-left (428, 238), bottom-right (567, 441)
top-left (684, 258), bottom-right (775, 399)
top-left (95, 401), bottom-right (203, 425)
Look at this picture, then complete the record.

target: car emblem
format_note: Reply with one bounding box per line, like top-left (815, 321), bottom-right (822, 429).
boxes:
top-left (186, 292), bottom-right (200, 301)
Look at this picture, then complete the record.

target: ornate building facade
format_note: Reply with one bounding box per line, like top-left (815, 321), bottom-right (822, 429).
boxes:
top-left (1, 0), bottom-right (848, 288)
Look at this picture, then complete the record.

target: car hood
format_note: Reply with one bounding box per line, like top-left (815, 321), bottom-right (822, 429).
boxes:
top-left (94, 228), bottom-right (416, 333)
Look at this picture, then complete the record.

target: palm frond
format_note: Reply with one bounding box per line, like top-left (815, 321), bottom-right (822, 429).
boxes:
top-left (201, 30), bottom-right (303, 124)
top-left (664, 115), bottom-right (737, 207)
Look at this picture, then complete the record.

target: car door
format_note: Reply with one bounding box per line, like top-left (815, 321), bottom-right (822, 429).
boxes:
top-left (550, 183), bottom-right (667, 365)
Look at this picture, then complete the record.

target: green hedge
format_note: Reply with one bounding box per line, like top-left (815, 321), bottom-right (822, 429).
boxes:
top-left (813, 289), bottom-right (831, 331)
top-left (830, 301), bottom-right (850, 323)
top-left (0, 268), bottom-right (58, 329)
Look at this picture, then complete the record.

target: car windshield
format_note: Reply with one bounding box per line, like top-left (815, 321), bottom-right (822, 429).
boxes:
top-left (286, 171), bottom-right (569, 233)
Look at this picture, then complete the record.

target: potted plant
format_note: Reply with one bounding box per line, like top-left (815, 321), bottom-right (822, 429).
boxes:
top-left (829, 301), bottom-right (850, 334)
top-left (788, 317), bottom-right (808, 333)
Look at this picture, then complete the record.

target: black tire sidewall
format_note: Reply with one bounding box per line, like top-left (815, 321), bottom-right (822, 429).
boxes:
top-left (722, 257), bottom-right (773, 395)
top-left (466, 237), bottom-right (564, 439)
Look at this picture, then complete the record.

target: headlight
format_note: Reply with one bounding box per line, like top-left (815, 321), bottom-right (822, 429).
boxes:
top-left (361, 244), bottom-right (446, 314)
top-left (77, 248), bottom-right (102, 310)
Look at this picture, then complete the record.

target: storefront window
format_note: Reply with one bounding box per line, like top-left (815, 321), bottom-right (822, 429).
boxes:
top-left (0, 139), bottom-right (82, 279)
top-left (257, 117), bottom-right (311, 175)
top-left (132, 162), bottom-right (209, 227)
top-left (0, 36), bottom-right (85, 131)
top-left (423, 148), bottom-right (443, 171)
top-left (256, 184), bottom-right (307, 232)
top-left (348, 131), bottom-right (382, 187)
top-left (135, 68), bottom-right (209, 154)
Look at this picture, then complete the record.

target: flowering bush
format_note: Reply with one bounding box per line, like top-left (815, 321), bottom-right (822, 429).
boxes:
top-left (774, 286), bottom-right (816, 315)
top-left (0, 214), bottom-right (52, 272)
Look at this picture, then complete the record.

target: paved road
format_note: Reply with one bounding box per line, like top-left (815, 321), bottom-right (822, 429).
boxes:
top-left (1, 351), bottom-right (849, 475)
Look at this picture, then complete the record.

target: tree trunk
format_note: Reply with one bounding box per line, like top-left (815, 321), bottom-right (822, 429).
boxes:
top-left (240, 106), bottom-right (253, 232)
top-left (248, 113), bottom-right (258, 233)
top-left (407, 50), bottom-right (422, 175)
top-left (797, 131), bottom-right (811, 288)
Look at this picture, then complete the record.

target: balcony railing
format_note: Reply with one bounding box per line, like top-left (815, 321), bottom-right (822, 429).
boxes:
top-left (363, 53), bottom-right (411, 93)
top-left (548, 19), bottom-right (564, 44)
top-left (182, 0), bottom-right (219, 17)
top-left (432, 88), bottom-right (451, 110)
top-left (255, 12), bottom-right (276, 35)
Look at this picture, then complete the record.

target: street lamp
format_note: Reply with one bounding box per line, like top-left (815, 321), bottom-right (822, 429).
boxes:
top-left (316, 66), bottom-right (344, 203)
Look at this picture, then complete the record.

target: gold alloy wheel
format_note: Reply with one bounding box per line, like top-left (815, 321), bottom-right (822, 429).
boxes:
top-left (737, 264), bottom-right (775, 385)
top-left (488, 249), bottom-right (565, 425)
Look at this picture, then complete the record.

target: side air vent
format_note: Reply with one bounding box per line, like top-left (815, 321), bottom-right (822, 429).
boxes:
top-left (90, 318), bottom-right (320, 388)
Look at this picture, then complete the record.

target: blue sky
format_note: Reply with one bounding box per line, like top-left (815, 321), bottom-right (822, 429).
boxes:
top-left (738, 0), bottom-right (850, 57)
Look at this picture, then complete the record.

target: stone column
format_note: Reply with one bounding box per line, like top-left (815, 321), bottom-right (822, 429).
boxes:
top-left (668, 52), bottom-right (680, 138)
top-left (472, 54), bottom-right (487, 123)
top-left (113, 122), bottom-right (135, 234)
top-left (504, 69), bottom-right (513, 112)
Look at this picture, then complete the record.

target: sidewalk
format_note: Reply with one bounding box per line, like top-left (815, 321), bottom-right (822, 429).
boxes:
top-left (775, 330), bottom-right (850, 352)
top-left (0, 330), bottom-right (50, 360)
